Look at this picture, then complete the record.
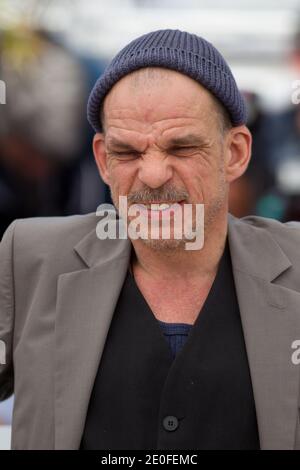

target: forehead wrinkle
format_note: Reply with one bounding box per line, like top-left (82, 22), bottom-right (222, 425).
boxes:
top-left (106, 91), bottom-right (210, 128)
top-left (106, 127), bottom-right (152, 153)
top-left (105, 115), bottom-right (152, 133)
top-left (159, 122), bottom-right (203, 140)
top-left (103, 68), bottom-right (220, 135)
top-left (105, 114), bottom-right (214, 152)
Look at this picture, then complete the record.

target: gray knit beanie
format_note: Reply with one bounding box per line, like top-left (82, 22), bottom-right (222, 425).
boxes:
top-left (87, 29), bottom-right (246, 133)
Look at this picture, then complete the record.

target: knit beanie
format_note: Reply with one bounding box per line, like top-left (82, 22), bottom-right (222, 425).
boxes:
top-left (87, 29), bottom-right (246, 133)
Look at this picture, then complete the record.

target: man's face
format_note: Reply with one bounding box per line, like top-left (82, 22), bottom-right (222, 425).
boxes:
top-left (95, 67), bottom-right (231, 250)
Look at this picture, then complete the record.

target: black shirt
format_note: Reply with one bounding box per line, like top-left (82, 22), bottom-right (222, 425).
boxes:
top-left (80, 239), bottom-right (260, 450)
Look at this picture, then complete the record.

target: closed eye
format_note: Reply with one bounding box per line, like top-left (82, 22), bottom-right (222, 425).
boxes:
top-left (110, 151), bottom-right (140, 158)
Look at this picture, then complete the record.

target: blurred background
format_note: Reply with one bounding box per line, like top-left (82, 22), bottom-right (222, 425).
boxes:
top-left (1, 0), bottom-right (300, 448)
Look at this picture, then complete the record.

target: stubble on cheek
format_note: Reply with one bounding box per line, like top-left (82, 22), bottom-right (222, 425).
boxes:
top-left (203, 157), bottom-right (228, 231)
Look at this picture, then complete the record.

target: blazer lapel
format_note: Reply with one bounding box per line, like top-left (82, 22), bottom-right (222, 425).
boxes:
top-left (54, 219), bottom-right (131, 449)
top-left (228, 214), bottom-right (300, 449)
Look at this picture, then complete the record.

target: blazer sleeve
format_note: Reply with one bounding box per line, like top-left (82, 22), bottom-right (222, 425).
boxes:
top-left (0, 220), bottom-right (18, 401)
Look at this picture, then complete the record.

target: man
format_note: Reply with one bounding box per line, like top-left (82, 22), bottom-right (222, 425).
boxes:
top-left (1, 29), bottom-right (300, 450)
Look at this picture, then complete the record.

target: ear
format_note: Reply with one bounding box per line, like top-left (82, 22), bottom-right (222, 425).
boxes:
top-left (224, 125), bottom-right (252, 184)
top-left (93, 133), bottom-right (110, 185)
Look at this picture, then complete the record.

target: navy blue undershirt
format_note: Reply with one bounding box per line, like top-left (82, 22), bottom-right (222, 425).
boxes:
top-left (157, 320), bottom-right (193, 360)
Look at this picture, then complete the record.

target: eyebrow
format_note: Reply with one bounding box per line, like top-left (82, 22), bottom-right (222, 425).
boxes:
top-left (106, 138), bottom-right (139, 151)
top-left (166, 134), bottom-right (206, 147)
top-left (106, 134), bottom-right (206, 152)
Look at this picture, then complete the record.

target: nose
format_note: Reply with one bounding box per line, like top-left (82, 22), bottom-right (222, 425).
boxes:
top-left (137, 152), bottom-right (173, 189)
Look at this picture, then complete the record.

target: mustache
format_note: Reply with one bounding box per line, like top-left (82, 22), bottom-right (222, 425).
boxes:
top-left (127, 186), bottom-right (189, 204)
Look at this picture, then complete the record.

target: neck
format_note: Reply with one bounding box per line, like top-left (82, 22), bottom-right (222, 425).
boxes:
top-left (130, 211), bottom-right (229, 282)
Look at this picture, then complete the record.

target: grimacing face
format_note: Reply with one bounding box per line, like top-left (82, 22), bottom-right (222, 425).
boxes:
top-left (93, 67), bottom-right (252, 250)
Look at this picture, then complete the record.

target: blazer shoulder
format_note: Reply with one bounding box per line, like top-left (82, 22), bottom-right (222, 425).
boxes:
top-left (238, 214), bottom-right (300, 237)
top-left (2, 212), bottom-right (99, 258)
top-left (237, 214), bottom-right (300, 263)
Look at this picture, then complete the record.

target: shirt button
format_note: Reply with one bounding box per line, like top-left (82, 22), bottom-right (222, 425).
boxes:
top-left (163, 415), bottom-right (179, 431)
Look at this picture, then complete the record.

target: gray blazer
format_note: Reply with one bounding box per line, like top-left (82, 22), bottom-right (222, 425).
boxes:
top-left (0, 212), bottom-right (300, 450)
